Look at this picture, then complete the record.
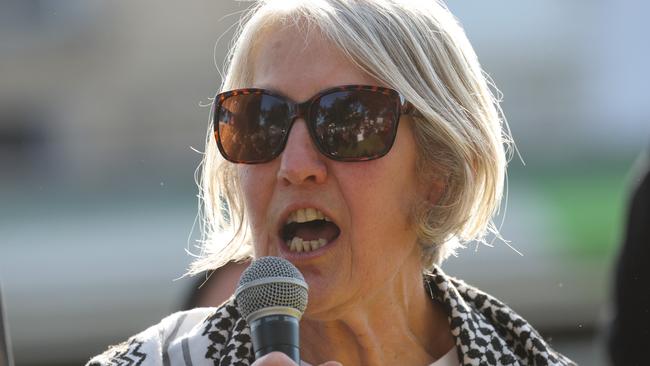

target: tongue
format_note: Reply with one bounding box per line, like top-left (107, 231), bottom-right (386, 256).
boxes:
top-left (293, 221), bottom-right (340, 242)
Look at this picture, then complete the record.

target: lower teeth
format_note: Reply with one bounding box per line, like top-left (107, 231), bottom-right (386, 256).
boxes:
top-left (287, 237), bottom-right (328, 252)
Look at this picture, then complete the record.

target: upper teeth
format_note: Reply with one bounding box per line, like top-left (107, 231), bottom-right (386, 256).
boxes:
top-left (286, 208), bottom-right (331, 224)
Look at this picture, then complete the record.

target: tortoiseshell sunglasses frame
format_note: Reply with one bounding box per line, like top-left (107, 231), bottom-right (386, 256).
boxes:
top-left (212, 84), bottom-right (414, 164)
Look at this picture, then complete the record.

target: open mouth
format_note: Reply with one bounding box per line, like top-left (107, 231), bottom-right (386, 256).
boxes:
top-left (280, 208), bottom-right (341, 253)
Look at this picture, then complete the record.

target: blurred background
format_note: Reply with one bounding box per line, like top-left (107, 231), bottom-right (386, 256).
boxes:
top-left (0, 0), bottom-right (648, 365)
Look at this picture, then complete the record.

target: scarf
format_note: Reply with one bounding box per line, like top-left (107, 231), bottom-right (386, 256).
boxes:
top-left (87, 266), bottom-right (575, 366)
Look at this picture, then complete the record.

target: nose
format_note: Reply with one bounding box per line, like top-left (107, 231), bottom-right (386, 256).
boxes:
top-left (277, 119), bottom-right (327, 185)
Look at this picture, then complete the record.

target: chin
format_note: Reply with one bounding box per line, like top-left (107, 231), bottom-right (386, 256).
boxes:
top-left (302, 276), bottom-right (354, 319)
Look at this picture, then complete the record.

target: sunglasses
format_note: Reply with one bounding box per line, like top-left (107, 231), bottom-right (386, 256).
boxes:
top-left (213, 85), bottom-right (413, 164)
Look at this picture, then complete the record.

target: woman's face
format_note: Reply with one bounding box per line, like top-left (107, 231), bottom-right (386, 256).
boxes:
top-left (237, 26), bottom-right (433, 319)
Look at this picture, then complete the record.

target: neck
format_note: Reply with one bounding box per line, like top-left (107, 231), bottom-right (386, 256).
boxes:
top-left (299, 265), bottom-right (453, 366)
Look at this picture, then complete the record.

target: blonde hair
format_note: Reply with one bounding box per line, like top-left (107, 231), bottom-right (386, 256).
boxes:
top-left (189, 0), bottom-right (512, 274)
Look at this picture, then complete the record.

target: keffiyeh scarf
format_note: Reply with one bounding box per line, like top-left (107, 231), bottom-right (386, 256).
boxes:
top-left (87, 266), bottom-right (575, 366)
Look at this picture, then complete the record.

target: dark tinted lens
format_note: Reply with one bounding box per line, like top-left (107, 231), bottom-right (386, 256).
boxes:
top-left (217, 93), bottom-right (290, 163)
top-left (312, 90), bottom-right (399, 160)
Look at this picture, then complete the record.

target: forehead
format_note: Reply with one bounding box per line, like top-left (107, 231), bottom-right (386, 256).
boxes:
top-left (250, 24), bottom-right (377, 101)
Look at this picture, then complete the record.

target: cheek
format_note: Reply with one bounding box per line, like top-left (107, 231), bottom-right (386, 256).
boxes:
top-left (237, 166), bottom-right (274, 231)
top-left (237, 167), bottom-right (256, 209)
top-left (339, 163), bottom-right (419, 234)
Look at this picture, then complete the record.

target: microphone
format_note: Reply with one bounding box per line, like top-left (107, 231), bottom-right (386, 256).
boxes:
top-left (235, 257), bottom-right (308, 363)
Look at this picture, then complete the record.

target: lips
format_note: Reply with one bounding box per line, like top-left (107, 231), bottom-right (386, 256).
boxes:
top-left (280, 207), bottom-right (341, 253)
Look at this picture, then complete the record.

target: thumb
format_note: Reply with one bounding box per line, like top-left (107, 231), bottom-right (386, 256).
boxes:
top-left (252, 352), bottom-right (298, 365)
top-left (301, 361), bottom-right (342, 366)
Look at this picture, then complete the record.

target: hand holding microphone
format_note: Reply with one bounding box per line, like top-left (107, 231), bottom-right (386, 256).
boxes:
top-left (252, 352), bottom-right (342, 366)
top-left (235, 257), bottom-right (341, 366)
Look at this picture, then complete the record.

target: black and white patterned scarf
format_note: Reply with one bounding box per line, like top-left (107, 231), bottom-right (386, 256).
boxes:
top-left (87, 266), bottom-right (576, 366)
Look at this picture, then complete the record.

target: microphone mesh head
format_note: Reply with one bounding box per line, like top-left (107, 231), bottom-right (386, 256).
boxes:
top-left (235, 257), bottom-right (308, 321)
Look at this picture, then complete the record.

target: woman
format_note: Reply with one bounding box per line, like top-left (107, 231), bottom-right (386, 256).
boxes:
top-left (88, 1), bottom-right (575, 365)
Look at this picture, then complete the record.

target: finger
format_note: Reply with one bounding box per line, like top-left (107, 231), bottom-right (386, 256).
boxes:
top-left (251, 352), bottom-right (298, 366)
top-left (302, 360), bottom-right (342, 366)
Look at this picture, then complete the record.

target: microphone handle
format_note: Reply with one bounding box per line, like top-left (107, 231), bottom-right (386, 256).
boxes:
top-left (250, 314), bottom-right (300, 363)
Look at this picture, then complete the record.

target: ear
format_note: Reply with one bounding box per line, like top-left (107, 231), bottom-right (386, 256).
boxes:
top-left (425, 175), bottom-right (446, 205)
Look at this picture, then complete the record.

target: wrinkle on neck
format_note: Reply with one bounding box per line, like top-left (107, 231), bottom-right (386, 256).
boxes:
top-left (298, 256), bottom-right (453, 366)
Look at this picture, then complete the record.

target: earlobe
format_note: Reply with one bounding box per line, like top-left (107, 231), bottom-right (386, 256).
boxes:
top-left (426, 176), bottom-right (446, 205)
